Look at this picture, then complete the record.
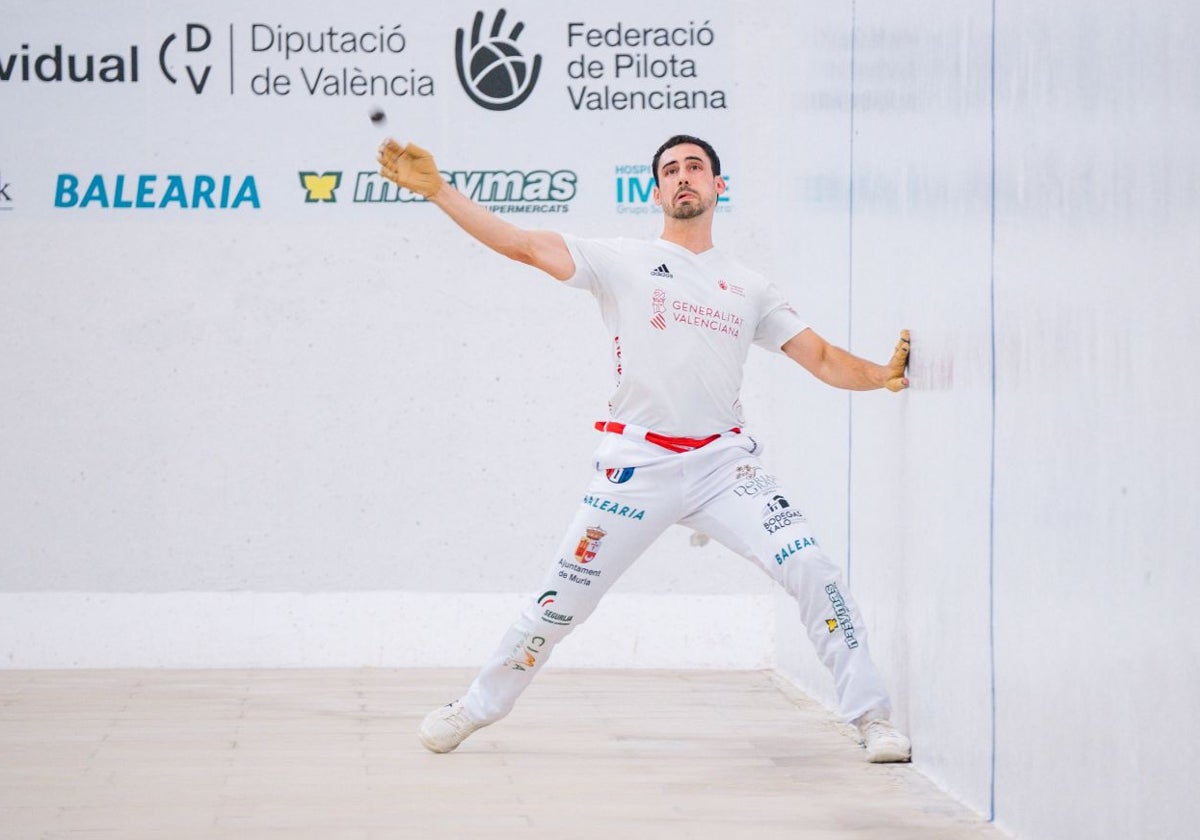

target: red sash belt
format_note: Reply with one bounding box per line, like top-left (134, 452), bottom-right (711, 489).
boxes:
top-left (593, 420), bottom-right (741, 453)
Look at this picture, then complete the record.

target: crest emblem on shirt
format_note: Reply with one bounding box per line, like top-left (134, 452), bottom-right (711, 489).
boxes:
top-left (650, 288), bottom-right (667, 330)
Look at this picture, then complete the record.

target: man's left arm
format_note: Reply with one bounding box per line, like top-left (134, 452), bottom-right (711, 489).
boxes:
top-left (782, 328), bottom-right (910, 392)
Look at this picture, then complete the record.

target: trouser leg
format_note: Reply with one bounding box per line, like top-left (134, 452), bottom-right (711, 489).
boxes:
top-left (680, 445), bottom-right (892, 723)
top-left (462, 463), bottom-right (677, 724)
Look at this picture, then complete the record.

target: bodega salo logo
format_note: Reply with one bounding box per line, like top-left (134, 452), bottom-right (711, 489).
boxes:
top-left (1, 23), bottom-right (216, 93)
top-left (456, 8), bottom-right (542, 111)
top-left (55, 174), bottom-right (260, 210)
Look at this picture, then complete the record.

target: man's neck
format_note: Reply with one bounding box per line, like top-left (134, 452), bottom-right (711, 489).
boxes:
top-left (659, 217), bottom-right (715, 254)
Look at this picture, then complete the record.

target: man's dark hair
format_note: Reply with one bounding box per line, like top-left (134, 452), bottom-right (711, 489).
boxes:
top-left (651, 135), bottom-right (721, 185)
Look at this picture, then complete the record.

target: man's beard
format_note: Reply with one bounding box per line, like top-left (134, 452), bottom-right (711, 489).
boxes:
top-left (664, 195), bottom-right (710, 220)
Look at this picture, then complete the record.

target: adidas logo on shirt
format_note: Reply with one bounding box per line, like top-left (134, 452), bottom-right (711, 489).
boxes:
top-left (649, 263), bottom-right (673, 278)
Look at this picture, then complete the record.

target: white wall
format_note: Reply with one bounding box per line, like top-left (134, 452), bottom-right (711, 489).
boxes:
top-left (3, 2), bottom-right (1199, 839)
top-left (991, 3), bottom-right (1200, 838)
top-left (1, 0), bottom-right (777, 668)
top-left (768, 2), bottom-right (1200, 839)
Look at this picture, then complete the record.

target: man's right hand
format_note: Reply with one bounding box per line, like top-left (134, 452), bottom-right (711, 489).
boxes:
top-left (378, 139), bottom-right (444, 199)
top-left (374, 138), bottom-right (575, 281)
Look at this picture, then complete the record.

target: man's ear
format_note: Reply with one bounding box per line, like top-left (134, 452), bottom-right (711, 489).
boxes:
top-left (715, 176), bottom-right (727, 195)
top-left (652, 185), bottom-right (662, 206)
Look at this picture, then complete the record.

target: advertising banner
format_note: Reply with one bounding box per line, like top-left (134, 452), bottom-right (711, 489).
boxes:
top-left (2, 0), bottom-right (739, 222)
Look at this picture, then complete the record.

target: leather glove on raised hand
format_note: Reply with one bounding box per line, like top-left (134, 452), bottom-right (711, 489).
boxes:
top-left (884, 329), bottom-right (911, 392)
top-left (377, 139), bottom-right (444, 198)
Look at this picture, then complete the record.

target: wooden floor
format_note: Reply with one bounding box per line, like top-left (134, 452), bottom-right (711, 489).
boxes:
top-left (0, 669), bottom-right (1007, 840)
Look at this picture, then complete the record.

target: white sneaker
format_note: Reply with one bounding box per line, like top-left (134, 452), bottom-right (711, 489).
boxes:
top-left (419, 700), bottom-right (484, 754)
top-left (858, 718), bottom-right (912, 763)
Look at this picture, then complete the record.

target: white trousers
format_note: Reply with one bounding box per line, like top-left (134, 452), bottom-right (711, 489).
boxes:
top-left (461, 433), bottom-right (892, 725)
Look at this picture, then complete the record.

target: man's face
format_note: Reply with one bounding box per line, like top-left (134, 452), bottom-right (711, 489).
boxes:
top-left (653, 144), bottom-right (725, 220)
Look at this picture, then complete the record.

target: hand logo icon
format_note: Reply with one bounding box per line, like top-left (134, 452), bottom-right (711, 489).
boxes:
top-left (455, 9), bottom-right (543, 111)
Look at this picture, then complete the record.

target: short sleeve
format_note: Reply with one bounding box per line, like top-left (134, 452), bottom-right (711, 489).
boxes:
top-left (561, 234), bottom-right (603, 293)
top-left (753, 282), bottom-right (809, 353)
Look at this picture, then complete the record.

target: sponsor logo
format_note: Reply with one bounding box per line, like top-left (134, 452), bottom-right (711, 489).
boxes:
top-left (248, 23), bottom-right (431, 99)
top-left (717, 278), bottom-right (744, 296)
top-left (616, 164), bottom-right (655, 211)
top-left (773, 536), bottom-right (817, 566)
top-left (605, 467), bottom-right (635, 484)
top-left (761, 494), bottom-right (806, 534)
top-left (299, 171), bottom-right (341, 202)
top-left (614, 163), bottom-right (731, 215)
top-left (573, 526), bottom-right (607, 564)
top-left (159, 24), bottom-right (216, 94)
top-left (2, 23), bottom-right (434, 100)
top-left (671, 299), bottom-right (742, 338)
top-left (733, 467), bottom-right (779, 498)
top-left (537, 590), bottom-right (572, 625)
top-left (503, 631), bottom-right (547, 671)
top-left (650, 288), bottom-right (667, 330)
top-left (1, 26), bottom-right (212, 92)
top-left (763, 494), bottom-right (789, 513)
top-left (650, 263), bottom-right (673, 278)
top-left (558, 556), bottom-right (602, 587)
top-left (0, 169), bottom-right (11, 212)
top-left (825, 618), bottom-right (838, 633)
top-left (0, 43), bottom-right (140, 84)
top-left (582, 494), bottom-right (646, 520)
top-left (612, 335), bottom-right (623, 383)
top-left (825, 583), bottom-right (859, 649)
top-left (54, 174), bottom-right (260, 209)
top-left (455, 9), bottom-right (542, 111)
top-left (350, 168), bottom-right (576, 213)
top-left (565, 21), bottom-right (728, 112)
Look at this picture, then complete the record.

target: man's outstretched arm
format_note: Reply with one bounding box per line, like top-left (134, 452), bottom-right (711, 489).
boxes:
top-left (782, 328), bottom-right (911, 392)
top-left (378, 139), bottom-right (575, 281)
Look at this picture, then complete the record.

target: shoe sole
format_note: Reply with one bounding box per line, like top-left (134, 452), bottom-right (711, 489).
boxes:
top-left (419, 729), bottom-right (459, 754)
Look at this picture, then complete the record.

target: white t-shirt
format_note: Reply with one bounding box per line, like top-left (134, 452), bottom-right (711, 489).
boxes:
top-left (563, 235), bottom-right (808, 437)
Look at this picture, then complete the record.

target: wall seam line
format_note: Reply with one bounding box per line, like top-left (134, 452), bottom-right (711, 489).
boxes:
top-left (846, 0), bottom-right (857, 588)
top-left (988, 0), bottom-right (1000, 824)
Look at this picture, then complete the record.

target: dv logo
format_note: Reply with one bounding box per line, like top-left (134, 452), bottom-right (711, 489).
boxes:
top-left (455, 9), bottom-right (541, 111)
top-left (159, 23), bottom-right (215, 94)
